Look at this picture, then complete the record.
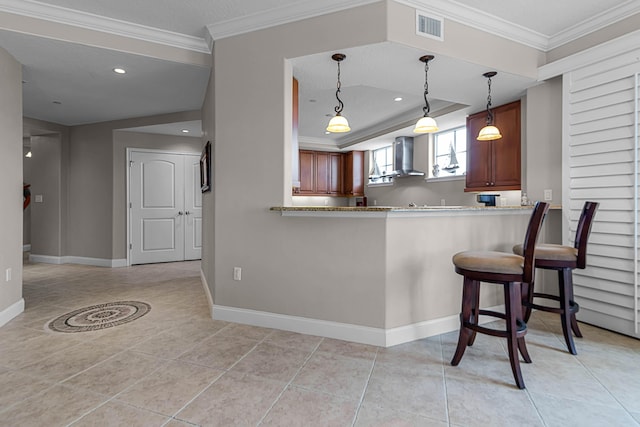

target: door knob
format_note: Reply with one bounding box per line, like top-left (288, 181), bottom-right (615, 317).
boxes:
top-left (177, 211), bottom-right (183, 216)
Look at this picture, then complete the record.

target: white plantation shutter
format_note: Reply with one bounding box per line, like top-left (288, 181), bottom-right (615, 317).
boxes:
top-left (563, 49), bottom-right (640, 338)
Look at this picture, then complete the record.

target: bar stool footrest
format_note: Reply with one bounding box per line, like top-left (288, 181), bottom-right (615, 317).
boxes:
top-left (464, 309), bottom-right (527, 338)
top-left (525, 293), bottom-right (580, 315)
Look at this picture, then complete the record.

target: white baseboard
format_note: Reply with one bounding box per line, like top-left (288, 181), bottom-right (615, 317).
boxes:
top-left (23, 244), bottom-right (31, 252)
top-left (212, 304), bottom-right (507, 347)
top-left (213, 305), bottom-right (386, 346)
top-left (29, 254), bottom-right (127, 268)
top-left (0, 299), bottom-right (25, 328)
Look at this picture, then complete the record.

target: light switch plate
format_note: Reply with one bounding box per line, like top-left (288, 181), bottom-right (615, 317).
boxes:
top-left (544, 189), bottom-right (552, 201)
top-left (35, 194), bottom-right (43, 203)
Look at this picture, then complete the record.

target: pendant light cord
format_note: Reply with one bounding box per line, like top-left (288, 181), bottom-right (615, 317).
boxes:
top-left (485, 76), bottom-right (494, 125)
top-left (334, 60), bottom-right (344, 115)
top-left (423, 59), bottom-right (431, 117)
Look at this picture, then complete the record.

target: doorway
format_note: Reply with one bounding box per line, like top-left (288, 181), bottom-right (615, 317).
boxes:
top-left (128, 149), bottom-right (202, 265)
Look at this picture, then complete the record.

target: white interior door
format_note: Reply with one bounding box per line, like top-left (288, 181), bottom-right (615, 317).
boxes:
top-left (130, 151), bottom-right (185, 265)
top-left (184, 154), bottom-right (202, 260)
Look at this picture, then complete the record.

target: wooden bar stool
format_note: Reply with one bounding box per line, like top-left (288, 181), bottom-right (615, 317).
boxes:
top-left (513, 201), bottom-right (599, 355)
top-left (451, 201), bottom-right (549, 389)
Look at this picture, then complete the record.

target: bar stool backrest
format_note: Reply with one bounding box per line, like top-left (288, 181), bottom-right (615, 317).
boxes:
top-left (522, 202), bottom-right (550, 284)
top-left (574, 201), bottom-right (599, 269)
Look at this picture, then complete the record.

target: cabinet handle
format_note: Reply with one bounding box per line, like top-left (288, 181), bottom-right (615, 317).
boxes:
top-left (185, 211), bottom-right (191, 215)
top-left (486, 182), bottom-right (490, 186)
top-left (177, 211), bottom-right (183, 216)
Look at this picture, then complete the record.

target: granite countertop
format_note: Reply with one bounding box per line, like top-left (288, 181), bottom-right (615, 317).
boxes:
top-left (270, 205), bottom-right (561, 212)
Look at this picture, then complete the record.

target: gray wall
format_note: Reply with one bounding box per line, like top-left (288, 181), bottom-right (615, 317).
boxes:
top-left (30, 134), bottom-right (63, 257)
top-left (204, 1), bottom-right (551, 328)
top-left (21, 112), bottom-right (201, 262)
top-left (524, 77), bottom-right (563, 204)
top-left (0, 46), bottom-right (23, 318)
top-left (201, 64), bottom-right (215, 297)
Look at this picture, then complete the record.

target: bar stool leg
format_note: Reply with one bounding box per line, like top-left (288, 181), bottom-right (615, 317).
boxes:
top-left (467, 278), bottom-right (480, 347)
top-left (564, 269), bottom-right (583, 338)
top-left (504, 282), bottom-right (526, 389)
top-left (559, 269), bottom-right (578, 355)
top-left (520, 281), bottom-right (534, 323)
top-left (451, 277), bottom-right (475, 366)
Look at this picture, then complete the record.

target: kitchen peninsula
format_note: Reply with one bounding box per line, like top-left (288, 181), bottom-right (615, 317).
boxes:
top-left (257, 205), bottom-right (560, 347)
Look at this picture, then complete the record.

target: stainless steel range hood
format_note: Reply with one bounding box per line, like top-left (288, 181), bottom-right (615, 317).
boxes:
top-left (390, 136), bottom-right (425, 177)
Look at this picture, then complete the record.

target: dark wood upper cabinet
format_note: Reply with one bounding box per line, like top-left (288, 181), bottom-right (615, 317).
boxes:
top-left (295, 150), bottom-right (363, 197)
top-left (343, 150), bottom-right (364, 196)
top-left (465, 100), bottom-right (521, 192)
top-left (297, 149), bottom-right (315, 195)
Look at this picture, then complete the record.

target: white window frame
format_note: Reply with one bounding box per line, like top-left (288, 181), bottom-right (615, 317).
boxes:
top-left (428, 126), bottom-right (467, 181)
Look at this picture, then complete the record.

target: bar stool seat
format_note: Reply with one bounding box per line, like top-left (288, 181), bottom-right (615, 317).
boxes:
top-left (451, 202), bottom-right (549, 389)
top-left (513, 201), bottom-right (599, 355)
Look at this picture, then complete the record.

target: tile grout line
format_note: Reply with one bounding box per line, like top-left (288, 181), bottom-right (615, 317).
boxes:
top-left (349, 346), bottom-right (379, 427)
top-left (572, 351), bottom-right (640, 424)
top-left (255, 336), bottom-right (326, 426)
top-left (165, 326), bottom-right (275, 425)
top-left (440, 334), bottom-right (452, 427)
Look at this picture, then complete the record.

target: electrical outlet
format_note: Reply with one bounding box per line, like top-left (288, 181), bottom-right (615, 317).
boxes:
top-left (233, 267), bottom-right (242, 281)
top-left (544, 189), bottom-right (552, 201)
top-left (5, 268), bottom-right (11, 282)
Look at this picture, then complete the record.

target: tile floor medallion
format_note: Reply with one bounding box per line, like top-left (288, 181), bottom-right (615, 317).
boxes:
top-left (47, 301), bottom-right (151, 333)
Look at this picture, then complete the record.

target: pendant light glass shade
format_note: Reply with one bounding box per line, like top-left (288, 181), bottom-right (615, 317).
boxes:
top-left (413, 116), bottom-right (439, 133)
top-left (414, 54), bottom-right (438, 134)
top-left (327, 53), bottom-right (350, 133)
top-left (477, 125), bottom-right (502, 141)
top-left (477, 71), bottom-right (502, 141)
top-left (326, 114), bottom-right (351, 133)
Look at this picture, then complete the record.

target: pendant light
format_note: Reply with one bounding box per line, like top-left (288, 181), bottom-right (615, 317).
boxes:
top-left (326, 53), bottom-right (350, 133)
top-left (413, 55), bottom-right (439, 134)
top-left (477, 71), bottom-right (502, 141)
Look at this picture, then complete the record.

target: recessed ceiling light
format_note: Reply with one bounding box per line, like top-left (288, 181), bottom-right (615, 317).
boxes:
top-left (181, 129), bottom-right (189, 133)
top-left (394, 97), bottom-right (403, 102)
top-left (113, 68), bottom-right (126, 74)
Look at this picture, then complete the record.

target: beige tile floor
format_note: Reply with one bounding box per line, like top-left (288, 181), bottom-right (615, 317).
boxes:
top-left (1, 258), bottom-right (639, 426)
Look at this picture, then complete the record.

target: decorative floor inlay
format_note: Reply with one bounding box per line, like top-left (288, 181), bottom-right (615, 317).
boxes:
top-left (48, 301), bottom-right (151, 333)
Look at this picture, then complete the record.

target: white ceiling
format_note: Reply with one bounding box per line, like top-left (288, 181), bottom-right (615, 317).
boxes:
top-left (3, 0), bottom-right (639, 145)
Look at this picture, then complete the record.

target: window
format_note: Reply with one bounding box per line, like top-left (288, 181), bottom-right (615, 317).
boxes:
top-left (369, 145), bottom-right (393, 183)
top-left (432, 126), bottom-right (466, 178)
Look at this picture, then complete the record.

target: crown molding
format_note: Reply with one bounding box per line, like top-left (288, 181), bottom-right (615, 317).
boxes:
top-left (546, 0), bottom-right (640, 50)
top-left (206, 0), bottom-right (379, 41)
top-left (538, 28), bottom-right (640, 80)
top-left (0, 0), bottom-right (210, 53)
top-left (397, 0), bottom-right (640, 52)
top-left (395, 0), bottom-right (549, 51)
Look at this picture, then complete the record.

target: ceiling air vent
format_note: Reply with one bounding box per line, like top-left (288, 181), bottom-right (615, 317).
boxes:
top-left (416, 10), bottom-right (444, 41)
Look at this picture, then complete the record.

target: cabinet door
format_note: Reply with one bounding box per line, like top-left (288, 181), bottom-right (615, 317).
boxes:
top-left (491, 101), bottom-right (521, 189)
top-left (343, 151), bottom-right (364, 196)
top-left (298, 150), bottom-right (315, 194)
top-left (315, 152), bottom-right (330, 194)
top-left (329, 153), bottom-right (343, 194)
top-left (465, 111), bottom-right (493, 190)
top-left (465, 101), bottom-right (521, 192)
